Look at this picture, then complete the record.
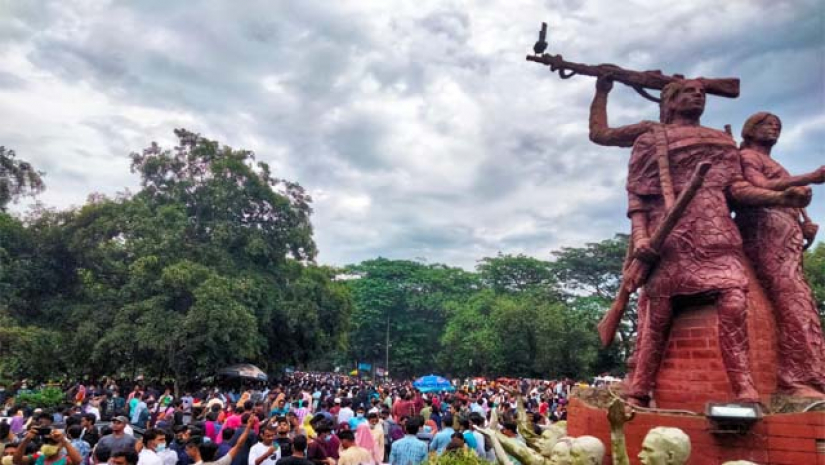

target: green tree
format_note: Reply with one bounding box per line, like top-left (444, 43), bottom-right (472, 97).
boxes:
top-left (0, 130), bottom-right (351, 385)
top-left (551, 234), bottom-right (634, 362)
top-left (477, 253), bottom-right (557, 295)
top-left (804, 242), bottom-right (825, 326)
top-left (346, 259), bottom-right (478, 377)
top-left (0, 146), bottom-right (44, 212)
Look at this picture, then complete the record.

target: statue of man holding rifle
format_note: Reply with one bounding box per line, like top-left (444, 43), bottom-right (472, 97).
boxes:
top-left (527, 24), bottom-right (812, 407)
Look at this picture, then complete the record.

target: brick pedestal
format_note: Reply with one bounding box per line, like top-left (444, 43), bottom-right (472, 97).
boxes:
top-left (652, 261), bottom-right (778, 410)
top-left (568, 398), bottom-right (825, 465)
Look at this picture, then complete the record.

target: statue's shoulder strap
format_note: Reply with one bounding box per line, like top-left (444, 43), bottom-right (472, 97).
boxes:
top-left (651, 124), bottom-right (675, 209)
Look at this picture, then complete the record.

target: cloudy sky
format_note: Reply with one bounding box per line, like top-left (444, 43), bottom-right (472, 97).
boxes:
top-left (0, 0), bottom-right (822, 268)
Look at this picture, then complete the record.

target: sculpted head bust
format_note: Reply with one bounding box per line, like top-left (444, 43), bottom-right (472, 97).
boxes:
top-left (536, 423), bottom-right (568, 458)
top-left (548, 437), bottom-right (573, 465)
top-left (570, 436), bottom-right (605, 465)
top-left (638, 427), bottom-right (691, 465)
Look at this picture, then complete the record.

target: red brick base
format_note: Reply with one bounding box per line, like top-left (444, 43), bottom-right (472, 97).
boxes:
top-left (651, 261), bottom-right (778, 410)
top-left (568, 398), bottom-right (825, 465)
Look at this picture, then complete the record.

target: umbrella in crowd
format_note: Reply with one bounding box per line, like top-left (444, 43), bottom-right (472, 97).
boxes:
top-left (216, 363), bottom-right (268, 381)
top-left (413, 374), bottom-right (455, 393)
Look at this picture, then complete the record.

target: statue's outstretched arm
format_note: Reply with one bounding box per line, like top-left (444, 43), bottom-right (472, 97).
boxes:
top-left (477, 428), bottom-right (520, 465)
top-left (478, 428), bottom-right (547, 465)
top-left (589, 76), bottom-right (655, 148)
top-left (728, 180), bottom-right (811, 208)
top-left (516, 395), bottom-right (538, 441)
top-left (741, 159), bottom-right (825, 192)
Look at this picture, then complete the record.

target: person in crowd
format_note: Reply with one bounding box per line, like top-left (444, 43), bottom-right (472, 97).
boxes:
top-left (446, 433), bottom-right (467, 453)
top-left (346, 406), bottom-right (366, 431)
top-left (91, 445), bottom-right (111, 465)
top-left (429, 416), bottom-right (455, 454)
top-left (111, 451), bottom-right (139, 465)
top-left (79, 414), bottom-right (100, 448)
top-left (269, 400), bottom-right (287, 420)
top-left (185, 415), bottom-right (255, 465)
top-left (285, 414), bottom-right (303, 439)
top-left (248, 425), bottom-right (280, 465)
top-left (216, 429), bottom-right (236, 459)
top-left (458, 419), bottom-right (478, 454)
top-left (227, 414), bottom-right (258, 465)
top-left (273, 419), bottom-right (292, 458)
top-left (97, 416), bottom-right (137, 454)
top-left (137, 429), bottom-right (166, 465)
top-left (389, 419), bottom-right (427, 465)
top-left (130, 396), bottom-right (150, 429)
top-left (366, 413), bottom-right (385, 463)
top-left (157, 431), bottom-right (178, 465)
top-left (336, 401), bottom-right (353, 427)
top-left (170, 426), bottom-right (193, 465)
top-left (303, 431), bottom-right (330, 465)
top-left (273, 436), bottom-right (312, 465)
top-left (13, 427), bottom-right (83, 465)
top-left (66, 426), bottom-right (91, 464)
top-left (336, 431), bottom-right (373, 465)
top-left (469, 413), bottom-right (487, 458)
top-left (354, 423), bottom-right (378, 464)
top-left (311, 426), bottom-right (337, 462)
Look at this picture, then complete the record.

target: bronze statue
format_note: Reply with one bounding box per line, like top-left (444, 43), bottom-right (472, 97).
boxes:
top-left (735, 112), bottom-right (825, 398)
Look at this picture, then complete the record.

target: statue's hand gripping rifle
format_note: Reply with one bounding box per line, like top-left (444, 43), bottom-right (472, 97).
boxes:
top-left (597, 161), bottom-right (712, 347)
top-left (526, 23), bottom-right (740, 103)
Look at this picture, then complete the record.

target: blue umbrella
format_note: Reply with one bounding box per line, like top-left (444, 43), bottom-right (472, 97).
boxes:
top-left (413, 374), bottom-right (455, 393)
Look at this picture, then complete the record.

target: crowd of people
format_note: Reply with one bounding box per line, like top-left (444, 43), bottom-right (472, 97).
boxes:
top-left (0, 373), bottom-right (579, 465)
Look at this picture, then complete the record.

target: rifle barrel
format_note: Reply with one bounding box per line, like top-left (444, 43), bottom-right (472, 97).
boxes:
top-left (527, 54), bottom-right (739, 98)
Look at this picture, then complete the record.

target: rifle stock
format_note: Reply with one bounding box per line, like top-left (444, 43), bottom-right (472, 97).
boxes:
top-left (597, 162), bottom-right (712, 347)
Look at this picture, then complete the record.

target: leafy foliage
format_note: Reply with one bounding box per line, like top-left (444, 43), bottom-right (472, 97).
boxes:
top-left (423, 449), bottom-right (488, 465)
top-left (12, 128), bottom-right (821, 382)
top-left (0, 147), bottom-right (44, 212)
top-left (14, 387), bottom-right (65, 409)
top-left (0, 130), bottom-right (352, 384)
top-left (804, 242), bottom-right (825, 326)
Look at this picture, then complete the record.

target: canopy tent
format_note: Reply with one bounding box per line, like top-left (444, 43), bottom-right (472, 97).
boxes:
top-left (216, 363), bottom-right (268, 382)
top-left (413, 374), bottom-right (455, 393)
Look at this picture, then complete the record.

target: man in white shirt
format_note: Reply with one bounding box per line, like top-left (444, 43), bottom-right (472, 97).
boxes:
top-left (249, 425), bottom-right (280, 465)
top-left (138, 429), bottom-right (166, 465)
top-left (336, 400), bottom-right (354, 426)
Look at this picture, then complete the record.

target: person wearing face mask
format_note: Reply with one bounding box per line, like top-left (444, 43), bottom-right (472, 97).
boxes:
top-left (366, 413), bottom-right (384, 463)
top-left (303, 431), bottom-right (331, 465)
top-left (346, 407), bottom-right (366, 431)
top-left (137, 429), bottom-right (166, 465)
top-left (310, 426), bottom-right (337, 462)
top-left (156, 432), bottom-right (177, 465)
top-left (13, 428), bottom-right (83, 465)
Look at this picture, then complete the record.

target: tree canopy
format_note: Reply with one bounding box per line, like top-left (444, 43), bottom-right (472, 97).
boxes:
top-left (2, 133), bottom-right (824, 383)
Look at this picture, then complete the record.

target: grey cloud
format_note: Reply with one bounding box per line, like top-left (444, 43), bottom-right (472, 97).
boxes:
top-left (0, 0), bottom-right (822, 269)
top-left (0, 72), bottom-right (27, 90)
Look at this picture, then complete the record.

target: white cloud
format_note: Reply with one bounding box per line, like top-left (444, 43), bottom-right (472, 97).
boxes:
top-left (0, 0), bottom-right (822, 269)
